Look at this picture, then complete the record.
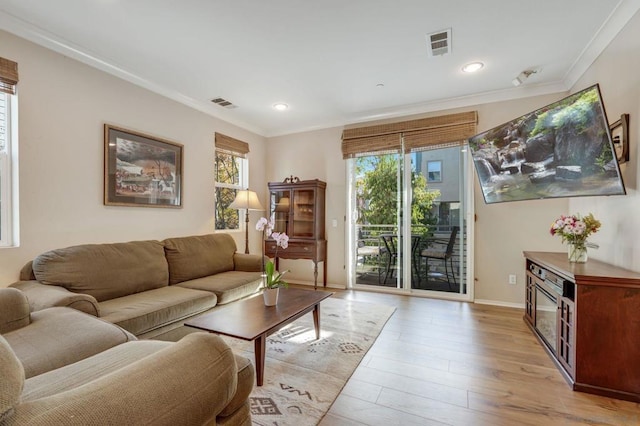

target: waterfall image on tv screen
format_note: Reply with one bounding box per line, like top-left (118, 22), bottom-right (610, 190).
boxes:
top-left (469, 84), bottom-right (626, 204)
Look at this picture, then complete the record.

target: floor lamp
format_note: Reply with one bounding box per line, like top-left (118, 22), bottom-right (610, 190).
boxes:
top-left (229, 189), bottom-right (264, 254)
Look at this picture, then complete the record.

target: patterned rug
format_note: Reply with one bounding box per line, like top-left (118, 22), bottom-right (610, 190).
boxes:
top-left (220, 297), bottom-right (395, 426)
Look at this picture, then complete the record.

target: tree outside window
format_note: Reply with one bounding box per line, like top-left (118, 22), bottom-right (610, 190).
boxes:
top-left (355, 154), bottom-right (440, 231)
top-left (214, 151), bottom-right (245, 230)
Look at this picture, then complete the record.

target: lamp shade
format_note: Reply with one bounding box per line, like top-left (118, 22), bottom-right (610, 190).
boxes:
top-left (274, 196), bottom-right (290, 212)
top-left (229, 190), bottom-right (264, 211)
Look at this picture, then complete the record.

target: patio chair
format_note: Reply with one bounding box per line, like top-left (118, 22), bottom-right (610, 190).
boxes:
top-left (419, 226), bottom-right (459, 290)
top-left (356, 229), bottom-right (383, 283)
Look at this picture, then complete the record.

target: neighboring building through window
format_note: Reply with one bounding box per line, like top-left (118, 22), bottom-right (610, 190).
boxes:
top-left (427, 160), bottom-right (442, 182)
top-left (0, 56), bottom-right (19, 248)
top-left (214, 133), bottom-right (249, 231)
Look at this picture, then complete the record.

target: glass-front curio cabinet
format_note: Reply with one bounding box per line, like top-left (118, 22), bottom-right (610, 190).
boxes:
top-left (267, 177), bottom-right (327, 288)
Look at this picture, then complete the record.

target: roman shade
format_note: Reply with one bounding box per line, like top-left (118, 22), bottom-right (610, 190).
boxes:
top-left (215, 132), bottom-right (249, 158)
top-left (0, 57), bottom-right (18, 95)
top-left (342, 111), bottom-right (478, 158)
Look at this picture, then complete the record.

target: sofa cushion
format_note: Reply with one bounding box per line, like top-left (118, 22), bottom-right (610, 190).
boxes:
top-left (18, 334), bottom-right (241, 426)
top-left (99, 286), bottom-right (217, 336)
top-left (163, 233), bottom-right (237, 285)
top-left (0, 335), bottom-right (24, 422)
top-left (21, 340), bottom-right (171, 400)
top-left (4, 307), bottom-right (135, 379)
top-left (32, 240), bottom-right (169, 302)
top-left (0, 288), bottom-right (31, 334)
top-left (176, 271), bottom-right (262, 304)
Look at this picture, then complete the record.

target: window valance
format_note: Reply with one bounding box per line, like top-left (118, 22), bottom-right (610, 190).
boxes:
top-left (215, 132), bottom-right (249, 158)
top-left (342, 110), bottom-right (477, 158)
top-left (0, 57), bottom-right (19, 95)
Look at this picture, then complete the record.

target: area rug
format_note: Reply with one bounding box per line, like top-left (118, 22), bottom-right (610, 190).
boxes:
top-left (220, 297), bottom-right (395, 426)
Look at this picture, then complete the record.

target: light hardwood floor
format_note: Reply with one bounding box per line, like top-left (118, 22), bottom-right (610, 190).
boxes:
top-left (319, 290), bottom-right (640, 426)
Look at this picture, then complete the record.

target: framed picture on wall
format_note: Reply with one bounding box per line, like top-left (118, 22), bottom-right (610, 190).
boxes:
top-left (104, 124), bottom-right (183, 208)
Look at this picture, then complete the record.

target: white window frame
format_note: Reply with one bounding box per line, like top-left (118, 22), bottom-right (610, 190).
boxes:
top-left (427, 160), bottom-right (442, 183)
top-left (214, 149), bottom-right (248, 231)
top-left (0, 91), bottom-right (18, 247)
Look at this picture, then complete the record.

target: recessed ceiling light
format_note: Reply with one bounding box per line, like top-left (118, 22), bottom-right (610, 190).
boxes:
top-left (272, 103), bottom-right (289, 111)
top-left (462, 62), bottom-right (484, 73)
top-left (376, 83), bottom-right (385, 88)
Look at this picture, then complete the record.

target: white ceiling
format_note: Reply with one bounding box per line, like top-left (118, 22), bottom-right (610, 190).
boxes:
top-left (1, 0), bottom-right (639, 137)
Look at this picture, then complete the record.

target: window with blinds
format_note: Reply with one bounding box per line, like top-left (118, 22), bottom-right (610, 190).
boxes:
top-left (0, 91), bottom-right (15, 246)
top-left (214, 132), bottom-right (249, 231)
top-left (0, 56), bottom-right (18, 246)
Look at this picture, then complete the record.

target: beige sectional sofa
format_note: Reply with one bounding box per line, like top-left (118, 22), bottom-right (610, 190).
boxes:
top-left (11, 233), bottom-right (263, 339)
top-left (0, 289), bottom-right (254, 425)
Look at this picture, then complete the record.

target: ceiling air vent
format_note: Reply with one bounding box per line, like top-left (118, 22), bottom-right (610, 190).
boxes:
top-left (210, 97), bottom-right (238, 109)
top-left (426, 28), bottom-right (452, 57)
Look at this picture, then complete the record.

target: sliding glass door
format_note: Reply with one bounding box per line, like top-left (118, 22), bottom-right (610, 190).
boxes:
top-left (352, 152), bottom-right (405, 288)
top-left (349, 144), bottom-right (472, 298)
top-left (410, 145), bottom-right (469, 296)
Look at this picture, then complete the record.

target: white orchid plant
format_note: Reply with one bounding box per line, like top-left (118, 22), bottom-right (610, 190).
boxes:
top-left (256, 217), bottom-right (289, 289)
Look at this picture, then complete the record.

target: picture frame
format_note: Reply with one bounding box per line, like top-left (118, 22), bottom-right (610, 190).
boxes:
top-left (610, 113), bottom-right (630, 163)
top-left (104, 124), bottom-right (183, 208)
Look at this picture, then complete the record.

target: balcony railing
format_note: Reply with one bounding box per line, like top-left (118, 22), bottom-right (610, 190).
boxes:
top-left (355, 223), bottom-right (466, 292)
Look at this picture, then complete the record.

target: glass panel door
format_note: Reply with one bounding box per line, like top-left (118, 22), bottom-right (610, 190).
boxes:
top-left (411, 146), bottom-right (468, 295)
top-left (352, 153), bottom-right (404, 288)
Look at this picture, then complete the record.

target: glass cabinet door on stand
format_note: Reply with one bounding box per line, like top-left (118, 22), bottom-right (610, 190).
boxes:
top-left (267, 177), bottom-right (327, 288)
top-left (271, 190), bottom-right (290, 234)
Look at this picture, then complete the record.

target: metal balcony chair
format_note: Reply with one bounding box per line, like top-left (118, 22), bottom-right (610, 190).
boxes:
top-left (419, 226), bottom-right (459, 291)
top-left (356, 230), bottom-right (384, 283)
top-left (380, 234), bottom-right (398, 284)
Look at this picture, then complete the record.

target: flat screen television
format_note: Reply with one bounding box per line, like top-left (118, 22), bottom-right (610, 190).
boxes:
top-left (468, 84), bottom-right (626, 204)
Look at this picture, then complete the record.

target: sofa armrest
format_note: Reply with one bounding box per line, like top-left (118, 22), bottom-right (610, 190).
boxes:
top-left (0, 288), bottom-right (31, 334)
top-left (9, 281), bottom-right (100, 317)
top-left (19, 260), bottom-right (36, 281)
top-left (10, 333), bottom-right (243, 426)
top-left (233, 252), bottom-right (265, 272)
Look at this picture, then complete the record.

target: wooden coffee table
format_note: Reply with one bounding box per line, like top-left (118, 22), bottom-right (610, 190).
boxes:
top-left (185, 287), bottom-right (333, 386)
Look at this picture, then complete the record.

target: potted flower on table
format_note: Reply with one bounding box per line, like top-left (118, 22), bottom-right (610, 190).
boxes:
top-left (256, 217), bottom-right (289, 306)
top-left (550, 213), bottom-right (601, 263)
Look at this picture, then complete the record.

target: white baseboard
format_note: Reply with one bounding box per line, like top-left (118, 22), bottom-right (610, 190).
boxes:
top-left (286, 279), bottom-right (347, 290)
top-left (474, 299), bottom-right (525, 309)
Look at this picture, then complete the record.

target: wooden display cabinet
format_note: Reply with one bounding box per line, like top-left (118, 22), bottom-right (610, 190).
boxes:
top-left (523, 251), bottom-right (640, 402)
top-left (266, 177), bottom-right (327, 289)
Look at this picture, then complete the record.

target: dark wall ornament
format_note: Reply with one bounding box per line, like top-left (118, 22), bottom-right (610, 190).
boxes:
top-left (610, 114), bottom-right (630, 163)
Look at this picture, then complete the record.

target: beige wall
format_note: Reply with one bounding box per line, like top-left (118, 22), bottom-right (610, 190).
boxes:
top-left (266, 97), bottom-right (569, 304)
top-left (569, 10), bottom-right (640, 270)
top-left (3, 8), bottom-right (636, 302)
top-left (264, 11), bottom-right (640, 303)
top-left (473, 96), bottom-right (568, 304)
top-left (266, 127), bottom-right (346, 287)
top-left (0, 30), bottom-right (268, 286)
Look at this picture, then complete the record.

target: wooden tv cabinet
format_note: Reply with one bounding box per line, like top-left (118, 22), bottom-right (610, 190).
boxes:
top-left (523, 251), bottom-right (640, 402)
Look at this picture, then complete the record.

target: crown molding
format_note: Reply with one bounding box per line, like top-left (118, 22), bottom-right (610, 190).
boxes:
top-left (0, 10), bottom-right (266, 136)
top-left (562, 0), bottom-right (640, 89)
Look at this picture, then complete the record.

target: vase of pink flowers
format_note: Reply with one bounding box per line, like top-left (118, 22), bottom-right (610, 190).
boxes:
top-left (550, 213), bottom-right (601, 263)
top-left (256, 217), bottom-right (289, 305)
